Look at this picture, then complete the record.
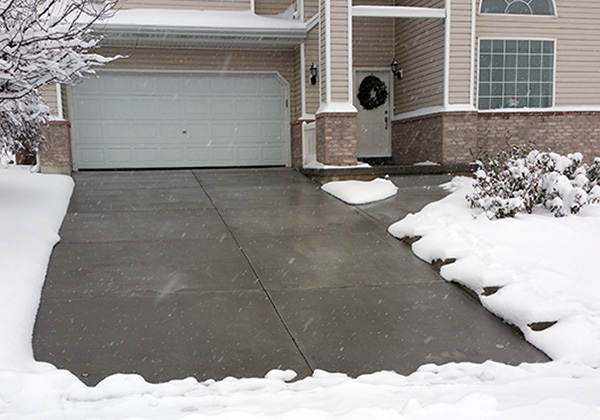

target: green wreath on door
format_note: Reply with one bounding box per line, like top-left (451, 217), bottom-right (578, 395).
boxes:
top-left (357, 75), bottom-right (388, 110)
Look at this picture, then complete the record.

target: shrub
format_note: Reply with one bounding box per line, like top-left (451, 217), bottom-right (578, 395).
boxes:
top-left (467, 146), bottom-right (600, 218)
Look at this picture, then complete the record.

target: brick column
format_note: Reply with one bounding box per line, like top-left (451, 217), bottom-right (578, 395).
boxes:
top-left (316, 112), bottom-right (358, 166)
top-left (39, 120), bottom-right (72, 175)
top-left (315, 0), bottom-right (359, 166)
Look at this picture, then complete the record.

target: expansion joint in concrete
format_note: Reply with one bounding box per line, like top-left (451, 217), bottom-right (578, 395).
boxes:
top-left (191, 170), bottom-right (315, 375)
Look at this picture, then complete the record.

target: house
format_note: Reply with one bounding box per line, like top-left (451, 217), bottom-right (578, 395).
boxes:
top-left (39, 0), bottom-right (600, 174)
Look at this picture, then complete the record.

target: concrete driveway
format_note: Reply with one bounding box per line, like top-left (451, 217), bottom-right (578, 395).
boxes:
top-left (33, 169), bottom-right (548, 385)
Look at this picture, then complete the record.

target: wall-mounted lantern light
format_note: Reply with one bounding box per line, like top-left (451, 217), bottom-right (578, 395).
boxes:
top-left (310, 62), bottom-right (318, 85)
top-left (391, 58), bottom-right (403, 80)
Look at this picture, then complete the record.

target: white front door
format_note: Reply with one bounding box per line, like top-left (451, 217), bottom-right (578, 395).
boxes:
top-left (354, 70), bottom-right (392, 158)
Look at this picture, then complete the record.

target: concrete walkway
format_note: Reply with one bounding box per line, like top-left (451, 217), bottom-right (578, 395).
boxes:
top-left (33, 169), bottom-right (548, 385)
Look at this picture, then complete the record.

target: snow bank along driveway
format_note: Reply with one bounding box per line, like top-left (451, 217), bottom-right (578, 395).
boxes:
top-left (1, 169), bottom-right (600, 420)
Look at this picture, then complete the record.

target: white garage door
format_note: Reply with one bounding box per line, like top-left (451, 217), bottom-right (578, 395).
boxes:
top-left (71, 73), bottom-right (288, 169)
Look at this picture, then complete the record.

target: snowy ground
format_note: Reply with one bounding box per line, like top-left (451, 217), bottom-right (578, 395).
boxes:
top-left (1, 168), bottom-right (600, 420)
top-left (322, 178), bottom-right (397, 204)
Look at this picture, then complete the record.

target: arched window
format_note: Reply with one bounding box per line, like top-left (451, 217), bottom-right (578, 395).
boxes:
top-left (480, 0), bottom-right (555, 16)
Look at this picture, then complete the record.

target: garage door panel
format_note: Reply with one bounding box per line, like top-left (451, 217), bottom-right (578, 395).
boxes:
top-left (183, 99), bottom-right (211, 118)
top-left (106, 147), bottom-right (133, 165)
top-left (75, 99), bottom-right (102, 119)
top-left (158, 99), bottom-right (183, 119)
top-left (130, 99), bottom-right (157, 120)
top-left (186, 147), bottom-right (212, 164)
top-left (263, 146), bottom-right (285, 162)
top-left (104, 124), bottom-right (132, 144)
top-left (75, 123), bottom-right (103, 142)
top-left (134, 148), bottom-right (160, 164)
top-left (212, 147), bottom-right (235, 163)
top-left (102, 99), bottom-right (130, 119)
top-left (183, 78), bottom-right (210, 94)
top-left (262, 124), bottom-right (284, 143)
top-left (210, 78), bottom-right (235, 95)
top-left (211, 124), bottom-right (235, 141)
top-left (99, 76), bottom-right (128, 94)
top-left (128, 76), bottom-right (157, 94)
top-left (78, 148), bottom-right (105, 167)
top-left (73, 73), bottom-right (287, 168)
top-left (156, 76), bottom-right (183, 94)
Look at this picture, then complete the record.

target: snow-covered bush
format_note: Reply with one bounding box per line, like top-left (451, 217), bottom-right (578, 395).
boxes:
top-left (467, 146), bottom-right (600, 218)
top-left (0, 0), bottom-right (117, 155)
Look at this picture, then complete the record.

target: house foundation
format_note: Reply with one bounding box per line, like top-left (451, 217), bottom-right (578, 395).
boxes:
top-left (393, 111), bottom-right (600, 165)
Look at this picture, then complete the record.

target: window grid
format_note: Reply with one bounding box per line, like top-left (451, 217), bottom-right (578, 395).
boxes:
top-left (478, 40), bottom-right (554, 110)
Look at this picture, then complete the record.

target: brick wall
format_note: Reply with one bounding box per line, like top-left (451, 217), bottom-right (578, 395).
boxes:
top-left (392, 111), bottom-right (600, 165)
top-left (476, 112), bottom-right (600, 162)
top-left (290, 121), bottom-right (303, 169)
top-left (316, 113), bottom-right (358, 166)
top-left (39, 120), bottom-right (72, 174)
top-left (391, 114), bottom-right (443, 165)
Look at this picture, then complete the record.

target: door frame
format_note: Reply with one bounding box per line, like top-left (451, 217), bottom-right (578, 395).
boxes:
top-left (353, 67), bottom-right (393, 158)
top-left (68, 69), bottom-right (291, 170)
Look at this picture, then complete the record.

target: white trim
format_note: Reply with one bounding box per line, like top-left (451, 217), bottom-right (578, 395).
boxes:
top-left (391, 103), bottom-right (600, 122)
top-left (347, 0), bottom-right (353, 103)
top-left (443, 0), bottom-right (450, 108)
top-left (66, 85), bottom-right (78, 171)
top-left (69, 69), bottom-right (292, 169)
top-left (250, 0), bottom-right (255, 13)
top-left (300, 43), bottom-right (307, 118)
top-left (307, 13), bottom-right (319, 30)
top-left (298, 0), bottom-right (304, 22)
top-left (352, 5), bottom-right (445, 18)
top-left (325, 0), bottom-right (331, 104)
top-left (393, 105), bottom-right (475, 121)
top-left (55, 83), bottom-right (64, 120)
top-left (469, 0), bottom-right (476, 108)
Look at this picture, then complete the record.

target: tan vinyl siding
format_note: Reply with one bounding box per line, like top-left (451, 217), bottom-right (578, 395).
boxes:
top-left (304, 0), bottom-right (319, 20)
top-left (352, 0), bottom-right (394, 68)
top-left (476, 0), bottom-right (600, 107)
top-left (117, 0), bottom-right (250, 11)
top-left (330, 0), bottom-right (351, 102)
top-left (291, 47), bottom-right (302, 120)
top-left (97, 47), bottom-right (295, 91)
top-left (40, 85), bottom-right (59, 117)
top-left (394, 14), bottom-right (444, 114)
top-left (255, 0), bottom-right (294, 15)
top-left (305, 27), bottom-right (321, 114)
top-left (448, 0), bottom-right (472, 105)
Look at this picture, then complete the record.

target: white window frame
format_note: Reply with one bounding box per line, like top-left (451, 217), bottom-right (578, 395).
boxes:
top-left (476, 38), bottom-right (557, 111)
top-left (479, 0), bottom-right (557, 17)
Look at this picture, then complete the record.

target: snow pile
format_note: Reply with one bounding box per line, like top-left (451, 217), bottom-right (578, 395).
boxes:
top-left (3, 361), bottom-right (600, 420)
top-left (322, 178), bottom-right (397, 204)
top-left (303, 160), bottom-right (371, 169)
top-left (390, 177), bottom-right (600, 366)
top-left (0, 167), bottom-right (73, 372)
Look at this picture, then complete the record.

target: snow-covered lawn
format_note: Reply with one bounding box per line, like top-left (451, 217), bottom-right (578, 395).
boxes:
top-left (1, 169), bottom-right (600, 420)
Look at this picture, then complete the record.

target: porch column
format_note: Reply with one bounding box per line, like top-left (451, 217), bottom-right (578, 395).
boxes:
top-left (315, 0), bottom-right (359, 166)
